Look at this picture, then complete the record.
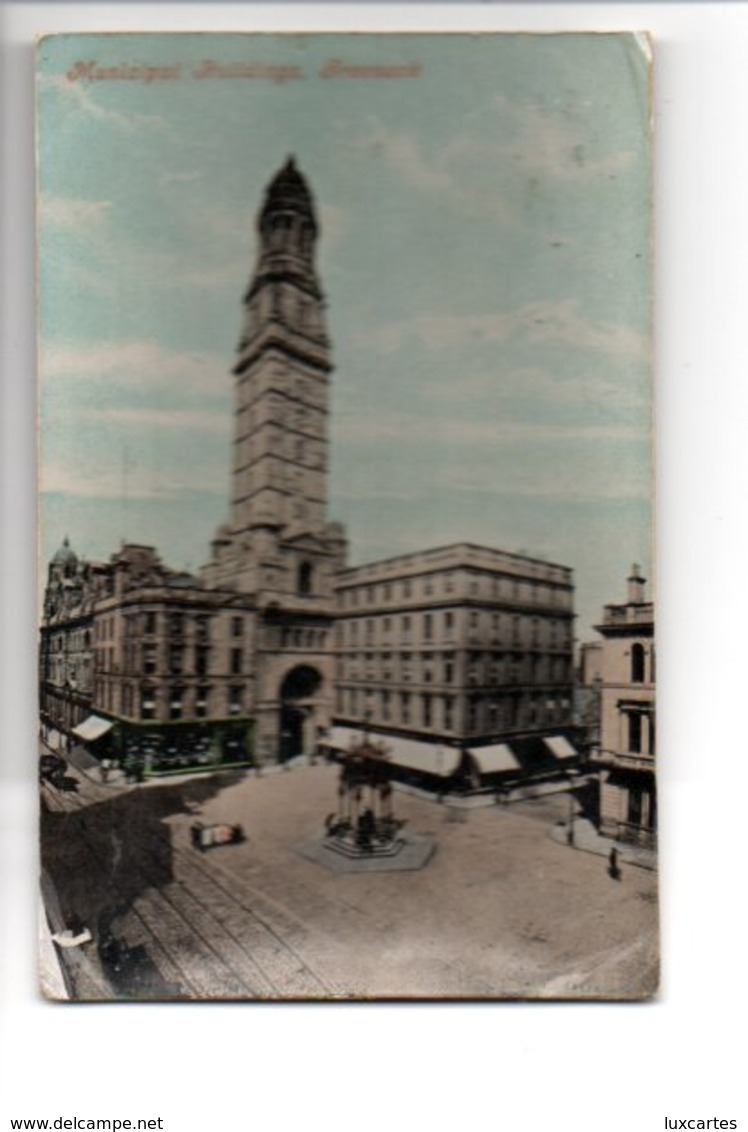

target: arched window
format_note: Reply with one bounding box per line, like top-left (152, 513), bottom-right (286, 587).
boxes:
top-left (631, 643), bottom-right (645, 683)
top-left (298, 561), bottom-right (313, 596)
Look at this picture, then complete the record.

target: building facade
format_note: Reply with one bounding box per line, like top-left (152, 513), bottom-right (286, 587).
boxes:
top-left (595, 566), bottom-right (656, 845)
top-left (40, 158), bottom-right (579, 781)
top-left (328, 543), bottom-right (577, 784)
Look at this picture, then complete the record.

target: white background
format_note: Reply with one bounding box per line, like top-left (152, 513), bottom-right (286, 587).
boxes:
top-left (1, 4), bottom-right (745, 1130)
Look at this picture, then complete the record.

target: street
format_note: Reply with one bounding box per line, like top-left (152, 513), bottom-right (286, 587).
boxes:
top-left (41, 759), bottom-right (658, 1001)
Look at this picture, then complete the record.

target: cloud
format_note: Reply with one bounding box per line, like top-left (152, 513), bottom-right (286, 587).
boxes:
top-left (357, 299), bottom-right (648, 364)
top-left (354, 101), bottom-right (638, 225)
top-left (356, 119), bottom-right (512, 222)
top-left (80, 407), bottom-right (230, 435)
top-left (335, 407), bottom-right (646, 448)
top-left (454, 98), bottom-right (637, 185)
top-left (40, 460), bottom-right (221, 502)
top-left (41, 339), bottom-right (230, 401)
top-left (40, 195), bottom-right (113, 231)
top-left (39, 74), bottom-right (167, 134)
top-left (425, 367), bottom-right (647, 411)
top-left (438, 464), bottom-right (650, 503)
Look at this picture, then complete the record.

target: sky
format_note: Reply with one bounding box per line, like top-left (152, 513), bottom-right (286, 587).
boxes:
top-left (37, 32), bottom-right (652, 638)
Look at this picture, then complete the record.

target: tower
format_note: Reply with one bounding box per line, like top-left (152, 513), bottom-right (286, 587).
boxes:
top-left (204, 158), bottom-right (347, 761)
top-left (205, 157), bottom-right (346, 594)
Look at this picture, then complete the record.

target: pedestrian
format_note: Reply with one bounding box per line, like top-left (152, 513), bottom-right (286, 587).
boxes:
top-left (608, 846), bottom-right (621, 881)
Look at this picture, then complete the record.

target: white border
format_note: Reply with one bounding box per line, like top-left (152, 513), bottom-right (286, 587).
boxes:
top-left (3, 6), bottom-right (747, 1129)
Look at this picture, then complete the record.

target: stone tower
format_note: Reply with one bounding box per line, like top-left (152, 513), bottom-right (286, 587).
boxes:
top-left (204, 158), bottom-right (347, 761)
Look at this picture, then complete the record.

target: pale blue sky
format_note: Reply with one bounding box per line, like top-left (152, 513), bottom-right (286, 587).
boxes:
top-left (38, 32), bottom-right (652, 636)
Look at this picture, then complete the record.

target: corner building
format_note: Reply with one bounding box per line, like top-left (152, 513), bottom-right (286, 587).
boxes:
top-left (40, 159), bottom-right (578, 780)
top-left (595, 567), bottom-right (656, 845)
top-left (330, 544), bottom-right (575, 783)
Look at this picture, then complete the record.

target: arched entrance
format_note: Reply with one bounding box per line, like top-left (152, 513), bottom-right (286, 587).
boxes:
top-left (279, 665), bottom-right (323, 762)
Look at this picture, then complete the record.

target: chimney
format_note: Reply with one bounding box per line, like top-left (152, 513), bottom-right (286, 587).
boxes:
top-left (627, 563), bottom-right (646, 604)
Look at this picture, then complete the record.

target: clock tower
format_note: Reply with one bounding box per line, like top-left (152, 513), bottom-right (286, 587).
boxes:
top-left (204, 158), bottom-right (347, 760)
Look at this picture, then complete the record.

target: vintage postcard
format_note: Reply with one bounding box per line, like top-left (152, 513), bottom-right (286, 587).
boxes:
top-left (37, 32), bottom-right (656, 1001)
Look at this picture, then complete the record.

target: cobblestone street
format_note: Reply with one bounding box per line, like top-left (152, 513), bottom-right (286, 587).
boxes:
top-left (41, 761), bottom-right (658, 1001)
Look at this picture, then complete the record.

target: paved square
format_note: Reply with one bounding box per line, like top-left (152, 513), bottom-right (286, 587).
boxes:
top-left (41, 762), bottom-right (658, 1000)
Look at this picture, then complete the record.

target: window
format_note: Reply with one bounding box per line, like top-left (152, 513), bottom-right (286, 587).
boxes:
top-left (631, 643), bottom-right (645, 683)
top-left (143, 646), bottom-right (157, 676)
top-left (195, 687), bottom-right (210, 718)
top-left (400, 692), bottom-right (411, 724)
top-left (443, 696), bottom-right (454, 731)
top-left (144, 611), bottom-right (157, 635)
top-left (195, 648), bottom-right (209, 677)
top-left (444, 656), bottom-right (455, 684)
top-left (169, 645), bottom-right (184, 675)
top-left (401, 653), bottom-right (412, 681)
top-left (298, 562), bottom-right (313, 596)
top-left (140, 690), bottom-right (155, 721)
top-left (423, 613), bottom-right (433, 641)
top-left (444, 611), bottom-right (454, 635)
top-left (196, 615), bottom-right (210, 641)
top-left (169, 687), bottom-right (183, 721)
top-left (170, 613), bottom-right (184, 636)
top-left (229, 686), bottom-right (244, 715)
top-left (231, 616), bottom-right (244, 637)
top-left (628, 711), bottom-right (642, 753)
top-left (402, 579), bottom-right (411, 599)
top-left (422, 694), bottom-right (432, 727)
top-left (231, 648), bottom-right (243, 675)
top-left (382, 691), bottom-right (390, 721)
top-left (627, 788), bottom-right (643, 827)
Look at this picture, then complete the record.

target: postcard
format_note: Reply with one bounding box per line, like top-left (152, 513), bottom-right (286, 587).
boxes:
top-left (37, 32), bottom-right (656, 1000)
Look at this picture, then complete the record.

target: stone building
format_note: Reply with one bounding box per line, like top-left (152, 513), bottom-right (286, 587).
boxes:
top-left (40, 158), bottom-right (579, 781)
top-left (40, 540), bottom-right (257, 772)
top-left (40, 159), bottom-right (346, 771)
top-left (595, 566), bottom-right (656, 845)
top-left (327, 543), bottom-right (577, 786)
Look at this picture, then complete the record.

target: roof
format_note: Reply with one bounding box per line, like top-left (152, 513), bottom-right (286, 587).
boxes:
top-left (260, 156), bottom-right (317, 226)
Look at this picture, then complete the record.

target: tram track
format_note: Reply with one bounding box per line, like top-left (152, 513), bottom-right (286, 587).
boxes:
top-left (40, 773), bottom-right (334, 999)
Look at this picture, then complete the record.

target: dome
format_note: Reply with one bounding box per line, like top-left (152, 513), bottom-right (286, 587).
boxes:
top-left (51, 536), bottom-right (78, 569)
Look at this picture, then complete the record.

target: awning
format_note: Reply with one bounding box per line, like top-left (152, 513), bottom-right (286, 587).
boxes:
top-left (72, 715), bottom-right (115, 742)
top-left (543, 735), bottom-right (578, 760)
top-left (384, 738), bottom-right (461, 777)
top-left (324, 726), bottom-right (368, 752)
top-left (469, 743), bottom-right (521, 774)
top-left (322, 727), bottom-right (460, 777)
